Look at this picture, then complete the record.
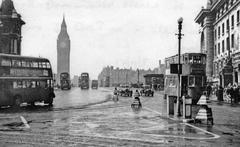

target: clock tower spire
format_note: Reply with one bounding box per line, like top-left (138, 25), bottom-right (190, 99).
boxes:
top-left (57, 15), bottom-right (71, 86)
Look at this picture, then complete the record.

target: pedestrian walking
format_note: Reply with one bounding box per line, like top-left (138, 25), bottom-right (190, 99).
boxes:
top-left (216, 85), bottom-right (223, 101)
top-left (226, 83), bottom-right (233, 103)
top-left (206, 84), bottom-right (212, 97)
top-left (131, 90), bottom-right (142, 113)
top-left (113, 87), bottom-right (119, 102)
top-left (233, 83), bottom-right (239, 104)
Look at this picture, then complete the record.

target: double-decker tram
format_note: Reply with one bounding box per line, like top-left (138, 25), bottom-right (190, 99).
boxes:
top-left (0, 53), bottom-right (55, 107)
top-left (60, 72), bottom-right (71, 90)
top-left (80, 72), bottom-right (89, 89)
top-left (164, 53), bottom-right (206, 104)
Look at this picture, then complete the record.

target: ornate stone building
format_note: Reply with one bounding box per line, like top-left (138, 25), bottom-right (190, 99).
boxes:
top-left (57, 16), bottom-right (70, 85)
top-left (0, 0), bottom-right (25, 55)
top-left (195, 0), bottom-right (240, 86)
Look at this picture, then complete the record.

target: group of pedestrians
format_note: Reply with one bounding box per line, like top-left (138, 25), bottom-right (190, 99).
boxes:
top-left (212, 83), bottom-right (239, 104)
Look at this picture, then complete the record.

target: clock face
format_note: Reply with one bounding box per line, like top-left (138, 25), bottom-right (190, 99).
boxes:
top-left (60, 42), bottom-right (67, 48)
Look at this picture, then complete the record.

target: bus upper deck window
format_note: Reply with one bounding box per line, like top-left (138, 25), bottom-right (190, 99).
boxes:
top-left (22, 61), bottom-right (27, 67)
top-left (42, 62), bottom-right (47, 68)
top-left (46, 62), bottom-right (51, 68)
top-left (33, 62), bottom-right (38, 68)
top-left (31, 81), bottom-right (36, 88)
top-left (38, 62), bottom-right (42, 68)
top-left (13, 82), bottom-right (17, 89)
top-left (25, 61), bottom-right (31, 67)
top-left (1, 59), bottom-right (11, 66)
top-left (12, 60), bottom-right (21, 67)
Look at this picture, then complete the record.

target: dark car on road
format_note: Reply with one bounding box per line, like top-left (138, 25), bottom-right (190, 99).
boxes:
top-left (140, 85), bottom-right (154, 97)
top-left (118, 85), bottom-right (133, 97)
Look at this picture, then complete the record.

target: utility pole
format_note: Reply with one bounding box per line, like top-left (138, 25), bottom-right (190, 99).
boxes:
top-left (176, 17), bottom-right (183, 117)
top-left (137, 68), bottom-right (140, 84)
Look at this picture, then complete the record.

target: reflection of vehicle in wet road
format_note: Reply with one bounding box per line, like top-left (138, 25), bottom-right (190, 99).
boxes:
top-left (0, 54), bottom-right (55, 107)
top-left (60, 72), bottom-right (71, 90)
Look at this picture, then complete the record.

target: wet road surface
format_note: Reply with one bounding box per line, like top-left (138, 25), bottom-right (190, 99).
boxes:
top-left (0, 88), bottom-right (239, 146)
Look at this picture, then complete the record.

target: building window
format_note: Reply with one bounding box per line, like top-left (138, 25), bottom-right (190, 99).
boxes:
top-left (222, 40), bottom-right (225, 52)
top-left (227, 19), bottom-right (229, 32)
top-left (231, 15), bottom-right (234, 29)
top-left (214, 29), bottom-right (217, 41)
top-left (231, 34), bottom-right (235, 48)
top-left (227, 37), bottom-right (230, 50)
top-left (215, 45), bottom-right (217, 56)
top-left (218, 26), bottom-right (220, 38)
top-left (222, 23), bottom-right (225, 35)
top-left (218, 43), bottom-right (220, 54)
top-left (237, 10), bottom-right (240, 24)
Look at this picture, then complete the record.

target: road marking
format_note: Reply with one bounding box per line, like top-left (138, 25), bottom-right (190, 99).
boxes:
top-left (20, 116), bottom-right (30, 129)
top-left (183, 123), bottom-right (220, 139)
top-left (144, 107), bottom-right (220, 140)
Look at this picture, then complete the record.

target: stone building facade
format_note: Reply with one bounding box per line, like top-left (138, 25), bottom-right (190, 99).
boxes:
top-left (98, 66), bottom-right (159, 87)
top-left (56, 16), bottom-right (71, 85)
top-left (195, 0), bottom-right (240, 86)
top-left (0, 0), bottom-right (25, 55)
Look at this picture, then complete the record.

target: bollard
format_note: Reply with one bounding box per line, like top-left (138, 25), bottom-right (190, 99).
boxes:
top-left (183, 95), bottom-right (192, 119)
top-left (167, 96), bottom-right (175, 115)
top-left (195, 94), bottom-right (214, 125)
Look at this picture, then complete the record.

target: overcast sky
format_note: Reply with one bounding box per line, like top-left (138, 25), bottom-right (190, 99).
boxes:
top-left (13, 0), bottom-right (207, 79)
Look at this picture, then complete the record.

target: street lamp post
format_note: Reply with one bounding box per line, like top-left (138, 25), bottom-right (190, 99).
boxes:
top-left (176, 17), bottom-right (183, 117)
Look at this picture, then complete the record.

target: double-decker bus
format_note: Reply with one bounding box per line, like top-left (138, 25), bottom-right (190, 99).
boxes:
top-left (164, 53), bottom-right (206, 104)
top-left (0, 53), bottom-right (55, 107)
top-left (91, 80), bottom-right (98, 89)
top-left (80, 73), bottom-right (89, 89)
top-left (60, 72), bottom-right (71, 90)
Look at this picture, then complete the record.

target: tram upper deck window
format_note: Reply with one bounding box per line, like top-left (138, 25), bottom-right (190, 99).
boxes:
top-left (184, 55), bottom-right (188, 64)
top-left (165, 60), bottom-right (170, 68)
top-left (202, 55), bottom-right (206, 64)
top-left (193, 55), bottom-right (201, 64)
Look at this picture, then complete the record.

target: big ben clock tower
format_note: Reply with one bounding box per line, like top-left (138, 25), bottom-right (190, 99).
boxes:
top-left (57, 16), bottom-right (70, 86)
